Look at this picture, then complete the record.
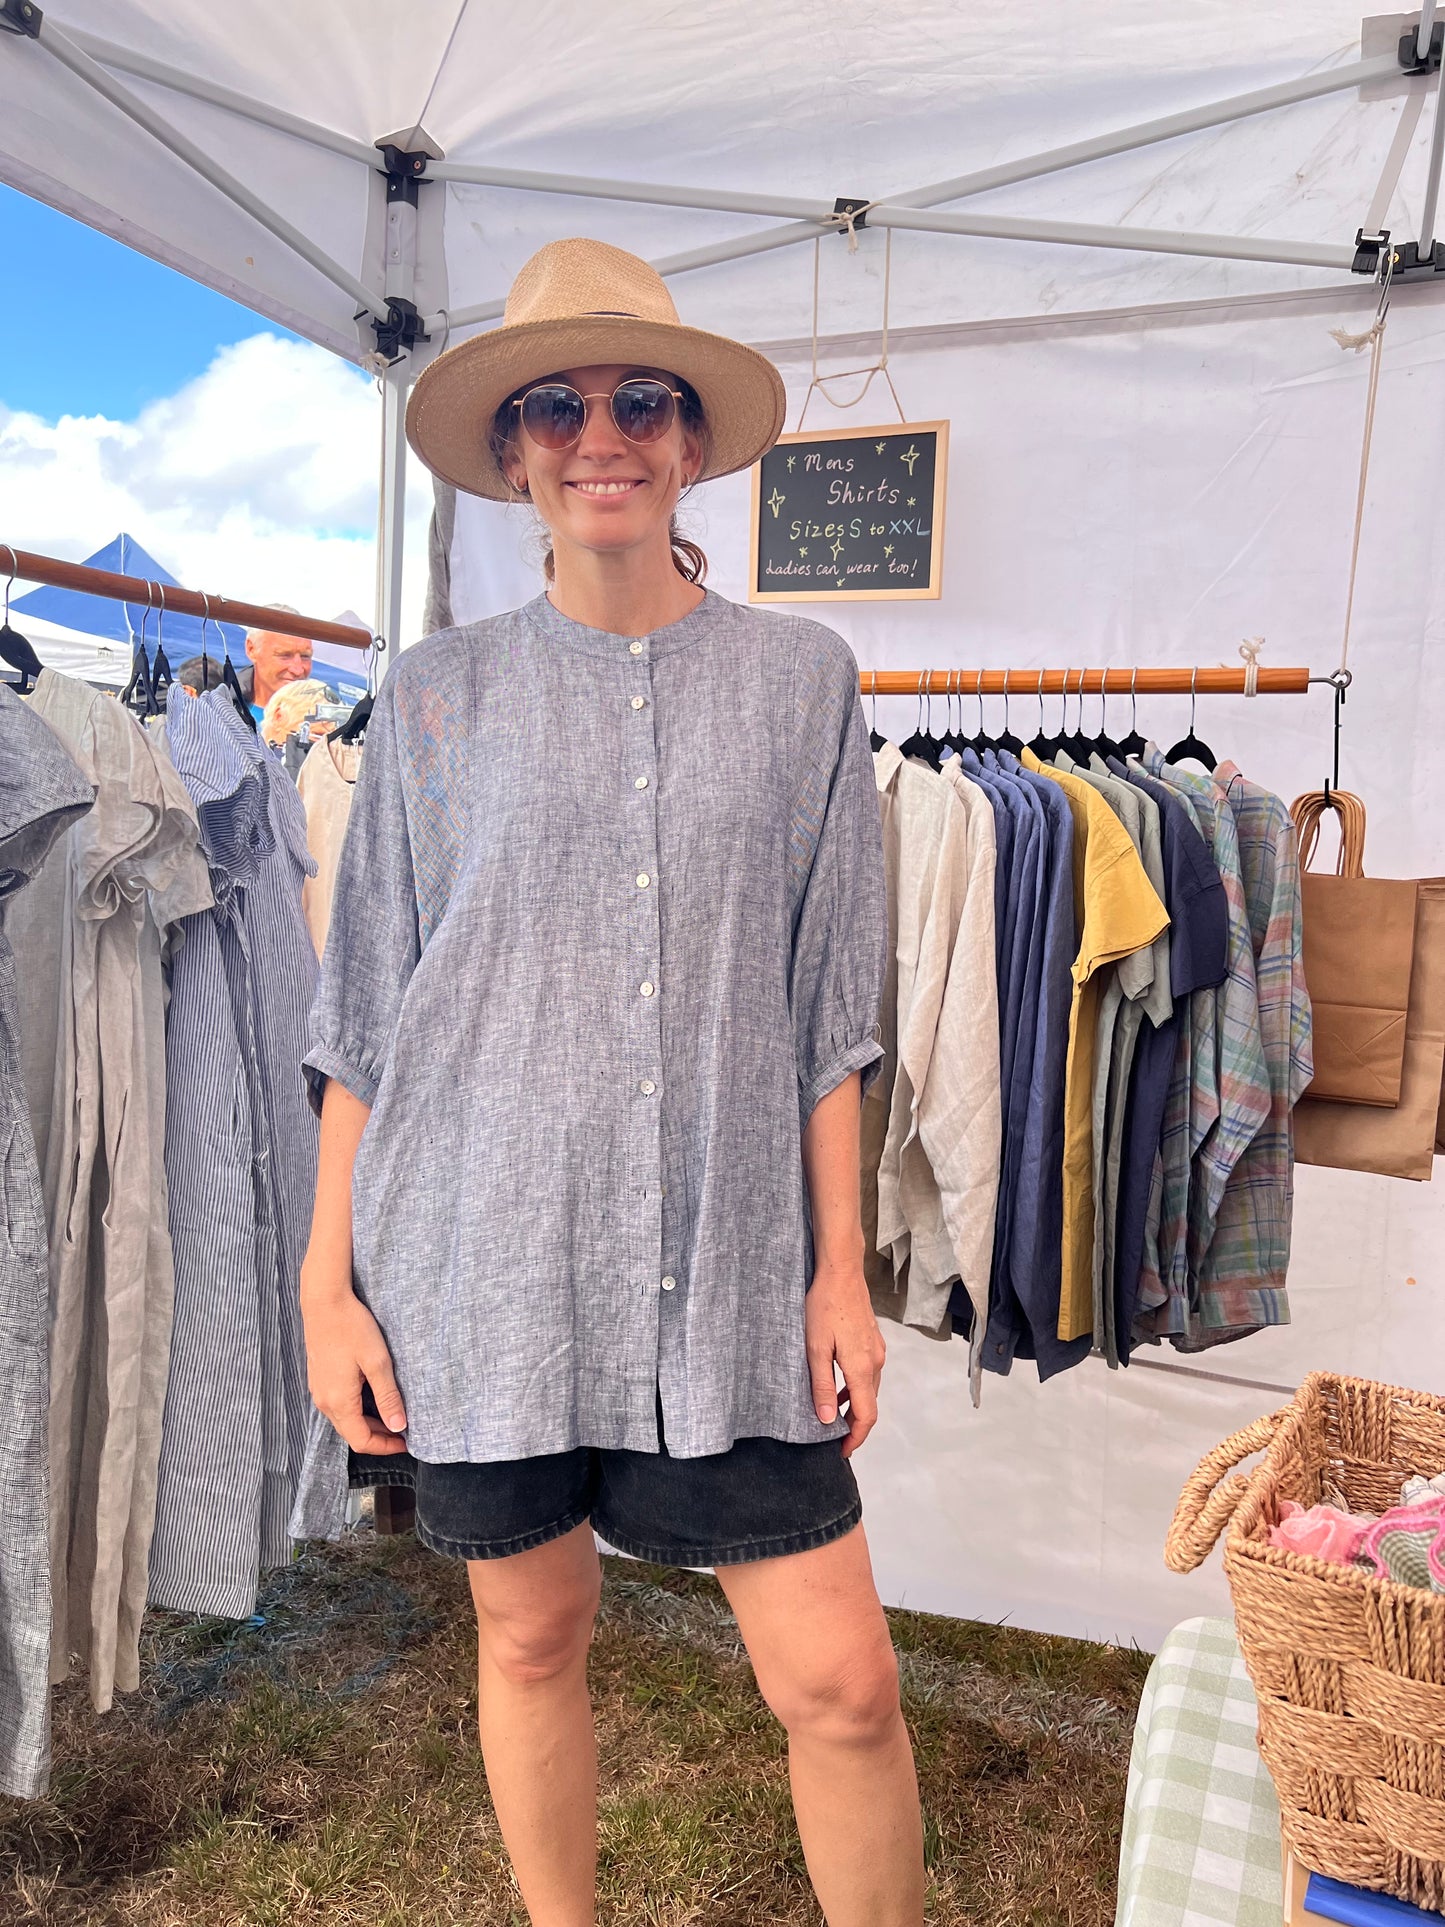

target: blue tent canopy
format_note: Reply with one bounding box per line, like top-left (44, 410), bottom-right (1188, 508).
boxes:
top-left (13, 533), bottom-right (249, 660)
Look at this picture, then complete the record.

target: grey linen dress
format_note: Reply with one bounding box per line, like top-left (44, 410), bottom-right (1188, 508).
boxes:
top-left (0, 683), bottom-right (93, 1799)
top-left (291, 588), bottom-right (887, 1531)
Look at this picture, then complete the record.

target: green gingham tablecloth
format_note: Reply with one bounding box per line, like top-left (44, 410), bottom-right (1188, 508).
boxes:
top-left (1116, 1615), bottom-right (1285, 1927)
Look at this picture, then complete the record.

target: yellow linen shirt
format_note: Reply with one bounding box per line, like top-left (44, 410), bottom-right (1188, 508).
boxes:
top-left (1020, 748), bottom-right (1168, 1342)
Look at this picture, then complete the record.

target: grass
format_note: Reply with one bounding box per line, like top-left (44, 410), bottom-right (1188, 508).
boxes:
top-left (2, 1527), bottom-right (1151, 1926)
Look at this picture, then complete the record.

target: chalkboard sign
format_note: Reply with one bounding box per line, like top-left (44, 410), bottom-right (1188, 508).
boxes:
top-left (748, 419), bottom-right (948, 603)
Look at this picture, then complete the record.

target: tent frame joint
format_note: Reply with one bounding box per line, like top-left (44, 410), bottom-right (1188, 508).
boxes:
top-left (833, 195), bottom-right (869, 233)
top-left (0, 0), bottom-right (40, 38)
top-left (1351, 226), bottom-right (1392, 275)
top-left (1399, 18), bottom-right (1444, 74)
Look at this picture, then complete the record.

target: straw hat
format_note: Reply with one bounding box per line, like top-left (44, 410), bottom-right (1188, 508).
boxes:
top-left (405, 237), bottom-right (787, 500)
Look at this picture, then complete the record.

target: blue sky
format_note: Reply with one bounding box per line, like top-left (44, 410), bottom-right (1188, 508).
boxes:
top-left (0, 182), bottom-right (307, 419)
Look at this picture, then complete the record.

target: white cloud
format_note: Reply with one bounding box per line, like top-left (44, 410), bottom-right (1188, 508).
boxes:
top-left (0, 333), bottom-right (434, 646)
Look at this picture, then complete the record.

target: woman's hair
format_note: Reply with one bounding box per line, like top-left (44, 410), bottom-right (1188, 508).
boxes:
top-left (488, 372), bottom-right (712, 585)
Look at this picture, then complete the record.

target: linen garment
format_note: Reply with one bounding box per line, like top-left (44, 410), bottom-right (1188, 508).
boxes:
top-left (872, 745), bottom-right (1000, 1360)
top-left (979, 753), bottom-right (1079, 1381)
top-left (1020, 748), bottom-right (1167, 1346)
top-left (295, 589), bottom-right (887, 1505)
top-left (7, 671), bottom-right (208, 1714)
top-left (295, 734), bottom-right (361, 957)
top-left (150, 689), bottom-right (319, 1616)
top-left (0, 685), bottom-right (93, 1800)
top-left (1178, 763), bottom-right (1309, 1336)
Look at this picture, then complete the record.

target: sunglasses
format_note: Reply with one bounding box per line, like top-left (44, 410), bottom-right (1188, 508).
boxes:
top-left (511, 377), bottom-right (684, 451)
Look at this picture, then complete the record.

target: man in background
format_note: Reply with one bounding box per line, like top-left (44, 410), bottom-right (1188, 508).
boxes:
top-left (177, 604), bottom-right (313, 718)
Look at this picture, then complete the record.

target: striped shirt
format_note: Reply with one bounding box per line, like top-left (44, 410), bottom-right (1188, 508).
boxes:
top-left (148, 688), bottom-right (319, 1618)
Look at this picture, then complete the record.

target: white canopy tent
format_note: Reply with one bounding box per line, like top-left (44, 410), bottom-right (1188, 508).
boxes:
top-left (4, 2), bottom-right (1444, 1647)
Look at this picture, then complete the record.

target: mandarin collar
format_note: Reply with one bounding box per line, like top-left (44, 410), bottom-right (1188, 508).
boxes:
top-left (521, 586), bottom-right (724, 660)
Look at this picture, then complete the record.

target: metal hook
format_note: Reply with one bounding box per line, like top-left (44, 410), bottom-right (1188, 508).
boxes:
top-left (199, 590), bottom-right (214, 681)
top-left (1036, 674), bottom-right (1046, 736)
top-left (974, 672), bottom-right (985, 737)
top-left (1189, 664), bottom-right (1199, 735)
top-left (869, 667), bottom-right (878, 731)
top-left (916, 669), bottom-right (926, 734)
top-left (1002, 665), bottom-right (1012, 733)
top-left (1130, 663), bottom-right (1139, 736)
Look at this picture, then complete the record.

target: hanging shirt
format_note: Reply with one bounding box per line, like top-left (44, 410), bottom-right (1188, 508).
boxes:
top-left (150, 686), bottom-right (319, 1618)
top-left (1110, 761), bottom-right (1228, 1362)
top-left (1139, 747), bottom-right (1269, 1333)
top-left (1179, 763), bottom-right (1311, 1337)
top-left (7, 671), bottom-right (209, 1717)
top-left (0, 684), bottom-right (93, 1801)
top-left (980, 753), bottom-right (1080, 1381)
top-left (292, 589), bottom-right (888, 1519)
top-left (1021, 747), bottom-right (1168, 1346)
top-left (295, 734), bottom-right (362, 958)
top-left (1056, 753), bottom-right (1172, 1356)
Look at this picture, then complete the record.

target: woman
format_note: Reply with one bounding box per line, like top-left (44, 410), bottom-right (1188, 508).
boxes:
top-left (299, 237), bottom-right (924, 1927)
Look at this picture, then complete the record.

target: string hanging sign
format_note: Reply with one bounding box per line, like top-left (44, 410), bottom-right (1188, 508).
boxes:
top-left (749, 230), bottom-right (949, 603)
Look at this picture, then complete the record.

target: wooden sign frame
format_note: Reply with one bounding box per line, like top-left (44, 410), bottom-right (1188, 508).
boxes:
top-left (748, 418), bottom-right (949, 604)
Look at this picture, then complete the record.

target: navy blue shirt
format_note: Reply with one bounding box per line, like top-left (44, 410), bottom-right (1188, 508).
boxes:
top-left (1110, 760), bottom-right (1228, 1360)
top-left (979, 752), bottom-right (1082, 1379)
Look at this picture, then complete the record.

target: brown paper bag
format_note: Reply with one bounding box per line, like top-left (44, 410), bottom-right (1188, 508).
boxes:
top-left (1294, 880), bottom-right (1445, 1181)
top-left (1291, 791), bottom-right (1418, 1107)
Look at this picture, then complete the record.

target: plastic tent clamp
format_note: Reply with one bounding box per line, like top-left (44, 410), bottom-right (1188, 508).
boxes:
top-left (5, 5), bottom-right (1445, 653)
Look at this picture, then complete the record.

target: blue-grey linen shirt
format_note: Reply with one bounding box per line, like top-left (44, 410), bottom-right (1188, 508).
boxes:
top-left (301, 588), bottom-right (888, 1465)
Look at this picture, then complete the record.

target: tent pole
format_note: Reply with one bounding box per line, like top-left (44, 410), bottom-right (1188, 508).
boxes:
top-left (29, 20), bottom-right (391, 325)
top-left (1418, 52), bottom-right (1445, 254)
top-left (871, 205), bottom-right (1354, 270)
top-left (1421, 0), bottom-right (1440, 64)
top-left (890, 55), bottom-right (1402, 207)
top-left (436, 207), bottom-right (1352, 330)
top-left (377, 364), bottom-right (411, 652)
top-left (64, 28), bottom-right (384, 168)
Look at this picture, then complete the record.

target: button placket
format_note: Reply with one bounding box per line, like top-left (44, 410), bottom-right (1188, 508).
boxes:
top-left (624, 634), bottom-right (668, 1421)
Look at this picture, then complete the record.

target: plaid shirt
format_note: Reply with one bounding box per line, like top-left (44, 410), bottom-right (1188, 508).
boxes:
top-left (1180, 763), bottom-right (1311, 1336)
top-left (1134, 751), bottom-right (1268, 1340)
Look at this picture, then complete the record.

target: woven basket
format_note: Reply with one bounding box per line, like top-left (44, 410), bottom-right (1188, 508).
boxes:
top-left (1166, 1370), bottom-right (1445, 1913)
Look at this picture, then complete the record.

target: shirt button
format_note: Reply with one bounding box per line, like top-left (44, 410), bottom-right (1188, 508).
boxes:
top-left (631, 695), bottom-right (646, 710)
top-left (639, 980), bottom-right (655, 997)
top-left (629, 639), bottom-right (644, 654)
top-left (639, 1078), bottom-right (656, 1094)
top-left (634, 775), bottom-right (649, 790)
top-left (636, 872), bottom-right (650, 888)
top-left (661, 1275), bottom-right (677, 1291)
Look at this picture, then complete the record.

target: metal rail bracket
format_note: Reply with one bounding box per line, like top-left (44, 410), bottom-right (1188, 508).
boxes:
top-left (1399, 19), bottom-right (1444, 74)
top-left (0, 0), bottom-right (41, 36)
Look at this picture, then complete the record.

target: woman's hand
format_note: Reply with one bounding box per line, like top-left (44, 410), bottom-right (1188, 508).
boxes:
top-left (300, 1273), bottom-right (409, 1455)
top-left (805, 1257), bottom-right (887, 1459)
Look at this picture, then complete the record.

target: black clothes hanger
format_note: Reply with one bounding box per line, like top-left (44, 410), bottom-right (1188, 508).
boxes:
top-left (0, 549), bottom-right (42, 694)
top-left (1088, 680), bottom-right (1123, 762)
top-left (335, 690), bottom-right (373, 745)
top-left (1117, 666), bottom-right (1147, 761)
top-left (120, 587), bottom-right (157, 715)
top-left (1057, 669), bottom-right (1092, 762)
top-left (942, 673), bottom-right (971, 759)
top-left (898, 672), bottom-right (947, 768)
top-left (1028, 675), bottom-right (1066, 761)
top-left (993, 669), bottom-right (1023, 757)
top-left (866, 669), bottom-right (887, 753)
top-left (199, 592), bottom-right (256, 733)
top-left (1164, 667), bottom-right (1217, 771)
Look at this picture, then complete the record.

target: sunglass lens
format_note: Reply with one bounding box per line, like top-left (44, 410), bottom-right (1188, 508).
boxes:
top-left (611, 379), bottom-right (676, 443)
top-left (520, 385), bottom-right (587, 448)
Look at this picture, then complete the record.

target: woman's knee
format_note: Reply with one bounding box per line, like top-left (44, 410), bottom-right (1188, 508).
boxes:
top-left (469, 1535), bottom-right (602, 1685)
top-left (760, 1632), bottom-right (902, 1746)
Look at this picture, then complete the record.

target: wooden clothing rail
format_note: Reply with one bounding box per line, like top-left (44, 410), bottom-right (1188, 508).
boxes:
top-left (858, 666), bottom-right (1314, 695)
top-left (1, 543), bottom-right (375, 652)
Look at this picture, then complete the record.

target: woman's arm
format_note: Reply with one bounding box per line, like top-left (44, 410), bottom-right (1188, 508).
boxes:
top-left (800, 1069), bottom-right (887, 1459)
top-left (299, 1079), bottom-right (409, 1454)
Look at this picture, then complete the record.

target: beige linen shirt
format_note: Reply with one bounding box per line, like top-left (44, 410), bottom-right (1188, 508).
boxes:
top-left (871, 744), bottom-right (1001, 1385)
top-left (296, 735), bottom-right (362, 958)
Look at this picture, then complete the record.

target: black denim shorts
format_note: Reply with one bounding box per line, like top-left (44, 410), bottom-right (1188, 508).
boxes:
top-left (353, 1384), bottom-right (861, 1567)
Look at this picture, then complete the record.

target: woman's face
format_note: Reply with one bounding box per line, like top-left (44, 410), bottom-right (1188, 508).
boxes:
top-left (500, 363), bottom-right (703, 562)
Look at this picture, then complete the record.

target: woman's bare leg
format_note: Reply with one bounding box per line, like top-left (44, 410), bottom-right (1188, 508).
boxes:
top-left (467, 1521), bottom-right (603, 1927)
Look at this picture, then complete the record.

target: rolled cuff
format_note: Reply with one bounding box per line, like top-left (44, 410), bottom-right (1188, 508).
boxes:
top-left (798, 1030), bottom-right (885, 1131)
top-left (301, 1043), bottom-right (381, 1117)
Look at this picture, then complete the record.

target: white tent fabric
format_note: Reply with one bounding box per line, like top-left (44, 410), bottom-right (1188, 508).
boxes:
top-left (2, 3), bottom-right (1443, 1648)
